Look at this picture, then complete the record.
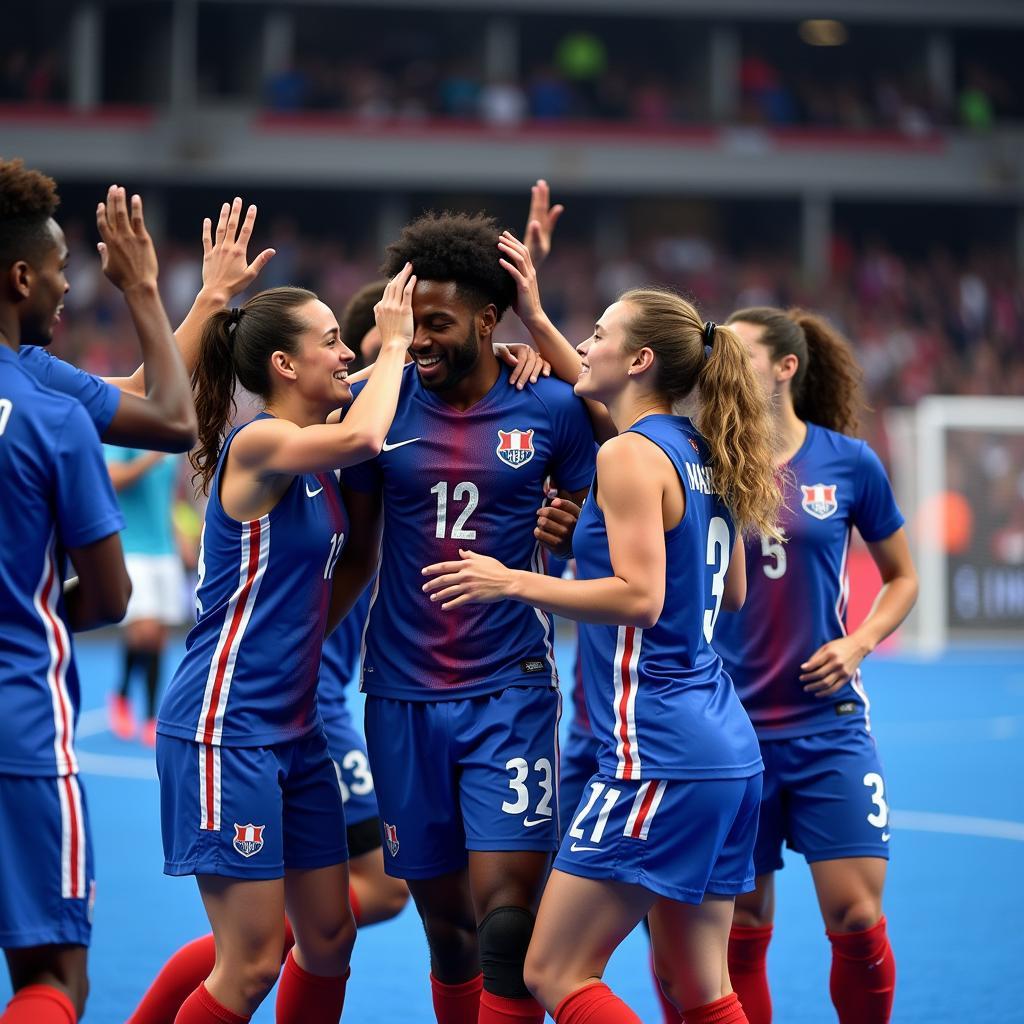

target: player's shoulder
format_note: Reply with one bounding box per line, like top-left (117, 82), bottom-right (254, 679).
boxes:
top-left (6, 353), bottom-right (90, 423)
top-left (807, 422), bottom-right (868, 463)
top-left (517, 371), bottom-right (586, 419)
top-left (348, 362), bottom-right (417, 404)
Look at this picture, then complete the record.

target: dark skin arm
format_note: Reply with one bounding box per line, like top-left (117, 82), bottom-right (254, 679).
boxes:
top-left (535, 487), bottom-right (589, 559)
top-left (64, 533), bottom-right (132, 631)
top-left (90, 187), bottom-right (196, 451)
top-left (326, 484), bottom-right (384, 635)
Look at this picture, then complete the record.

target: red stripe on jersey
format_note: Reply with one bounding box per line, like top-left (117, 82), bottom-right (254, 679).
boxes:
top-left (200, 519), bottom-right (263, 746)
top-left (617, 627), bottom-right (636, 780)
top-left (628, 780), bottom-right (660, 839)
top-left (62, 775), bottom-right (80, 897)
top-left (203, 745), bottom-right (215, 831)
top-left (39, 545), bottom-right (73, 772)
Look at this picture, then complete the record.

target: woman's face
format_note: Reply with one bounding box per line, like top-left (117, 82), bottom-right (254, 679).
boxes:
top-left (289, 299), bottom-right (355, 406)
top-left (728, 320), bottom-right (775, 398)
top-left (574, 300), bottom-right (637, 403)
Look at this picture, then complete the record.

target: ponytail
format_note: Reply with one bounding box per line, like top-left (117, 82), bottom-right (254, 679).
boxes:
top-left (619, 288), bottom-right (782, 539)
top-left (189, 286), bottom-right (318, 494)
top-left (697, 325), bottom-right (783, 539)
top-left (726, 306), bottom-right (864, 436)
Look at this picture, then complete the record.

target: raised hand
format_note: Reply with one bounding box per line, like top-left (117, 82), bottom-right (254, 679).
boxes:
top-left (498, 231), bottom-right (546, 329)
top-left (373, 263), bottom-right (417, 350)
top-left (201, 197), bottom-right (275, 305)
top-left (524, 179), bottom-right (564, 267)
top-left (96, 185), bottom-right (159, 292)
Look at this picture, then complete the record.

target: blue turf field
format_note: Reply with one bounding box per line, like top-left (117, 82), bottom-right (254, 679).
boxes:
top-left (3, 635), bottom-right (1023, 1023)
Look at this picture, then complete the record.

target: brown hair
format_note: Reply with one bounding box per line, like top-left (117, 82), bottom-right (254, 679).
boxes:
top-left (190, 287), bottom-right (317, 494)
top-left (726, 306), bottom-right (865, 435)
top-left (341, 278), bottom-right (387, 369)
top-left (619, 288), bottom-right (782, 538)
top-left (0, 158), bottom-right (60, 268)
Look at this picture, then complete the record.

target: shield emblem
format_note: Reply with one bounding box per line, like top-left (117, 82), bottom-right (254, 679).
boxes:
top-left (800, 484), bottom-right (839, 521)
top-left (384, 822), bottom-right (400, 857)
top-left (496, 428), bottom-right (536, 469)
top-left (232, 823), bottom-right (265, 858)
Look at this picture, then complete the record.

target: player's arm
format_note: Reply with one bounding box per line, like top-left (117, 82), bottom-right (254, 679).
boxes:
top-left (498, 231), bottom-right (616, 443)
top-left (85, 187), bottom-right (196, 452)
top-left (800, 527), bottom-right (918, 696)
top-left (106, 450), bottom-right (164, 491)
top-left (232, 267), bottom-right (414, 478)
top-left (105, 197), bottom-right (274, 426)
top-left (64, 534), bottom-right (132, 631)
top-left (423, 434), bottom-right (666, 627)
top-left (326, 485), bottom-right (383, 634)
top-left (721, 536), bottom-right (747, 612)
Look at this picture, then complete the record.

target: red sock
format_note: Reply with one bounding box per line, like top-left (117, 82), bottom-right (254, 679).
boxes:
top-left (128, 936), bottom-right (217, 1024)
top-left (648, 951), bottom-right (680, 1023)
top-left (173, 983), bottom-right (248, 1024)
top-left (681, 992), bottom-right (747, 1024)
top-left (274, 951), bottom-right (348, 1024)
top-left (727, 925), bottom-right (772, 1024)
top-left (348, 885), bottom-right (362, 927)
top-left (1, 984), bottom-right (76, 1024)
top-left (430, 974), bottom-right (482, 1024)
top-left (827, 916), bottom-right (896, 1024)
top-left (479, 988), bottom-right (545, 1023)
top-left (554, 982), bottom-right (643, 1024)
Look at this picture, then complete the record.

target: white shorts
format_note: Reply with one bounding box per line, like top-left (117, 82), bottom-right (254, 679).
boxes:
top-left (123, 553), bottom-right (186, 626)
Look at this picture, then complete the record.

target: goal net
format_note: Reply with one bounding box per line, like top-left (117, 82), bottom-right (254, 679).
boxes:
top-left (885, 397), bottom-right (1024, 653)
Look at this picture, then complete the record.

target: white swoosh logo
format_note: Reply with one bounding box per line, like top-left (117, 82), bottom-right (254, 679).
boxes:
top-left (881, 832), bottom-right (891, 842)
top-left (305, 482), bottom-right (324, 498)
top-left (569, 842), bottom-right (602, 853)
top-left (523, 817), bottom-right (551, 828)
top-left (382, 437), bottom-right (421, 452)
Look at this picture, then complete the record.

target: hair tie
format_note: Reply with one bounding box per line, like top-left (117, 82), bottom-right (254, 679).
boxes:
top-left (227, 307), bottom-right (242, 336)
top-left (703, 320), bottom-right (717, 348)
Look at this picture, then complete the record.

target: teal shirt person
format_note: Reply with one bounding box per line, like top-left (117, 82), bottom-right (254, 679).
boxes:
top-left (104, 447), bottom-right (179, 556)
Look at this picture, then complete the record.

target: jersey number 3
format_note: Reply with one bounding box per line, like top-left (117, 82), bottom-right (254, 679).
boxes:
top-left (703, 516), bottom-right (731, 643)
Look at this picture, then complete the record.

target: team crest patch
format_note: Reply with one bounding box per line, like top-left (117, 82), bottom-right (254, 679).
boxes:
top-left (232, 823), bottom-right (266, 858)
top-left (496, 428), bottom-right (535, 469)
top-left (801, 483), bottom-right (839, 521)
top-left (384, 822), bottom-right (400, 858)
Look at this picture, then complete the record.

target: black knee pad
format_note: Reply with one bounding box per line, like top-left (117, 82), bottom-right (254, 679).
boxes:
top-left (478, 906), bottom-right (535, 999)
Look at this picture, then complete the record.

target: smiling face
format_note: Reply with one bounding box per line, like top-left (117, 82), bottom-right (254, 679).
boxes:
top-left (574, 300), bottom-right (638, 403)
top-left (18, 218), bottom-right (68, 346)
top-left (279, 298), bottom-right (354, 407)
top-left (408, 280), bottom-right (494, 392)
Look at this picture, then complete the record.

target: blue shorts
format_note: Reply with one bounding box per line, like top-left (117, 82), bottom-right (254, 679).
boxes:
top-left (364, 686), bottom-right (561, 879)
top-left (156, 730), bottom-right (348, 881)
top-left (323, 706), bottom-right (379, 829)
top-left (0, 774), bottom-right (95, 948)
top-left (559, 725), bottom-right (599, 832)
top-left (754, 726), bottom-right (891, 874)
top-left (554, 771), bottom-right (762, 904)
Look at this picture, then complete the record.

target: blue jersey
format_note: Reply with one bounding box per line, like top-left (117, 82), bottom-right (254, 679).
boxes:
top-left (158, 414), bottom-right (349, 747)
top-left (345, 363), bottom-right (595, 701)
top-left (18, 345), bottom-right (120, 436)
top-left (574, 415), bottom-right (761, 782)
top-left (318, 588), bottom-right (371, 728)
top-left (104, 447), bottom-right (180, 556)
top-left (714, 423), bottom-right (904, 739)
top-left (0, 345), bottom-right (124, 776)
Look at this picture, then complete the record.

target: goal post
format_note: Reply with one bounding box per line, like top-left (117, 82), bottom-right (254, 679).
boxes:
top-left (885, 396), bottom-right (1024, 653)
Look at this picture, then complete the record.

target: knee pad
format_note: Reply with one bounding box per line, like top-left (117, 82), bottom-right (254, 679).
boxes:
top-left (478, 906), bottom-right (535, 999)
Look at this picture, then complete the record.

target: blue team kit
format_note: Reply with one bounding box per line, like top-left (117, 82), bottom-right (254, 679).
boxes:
top-left (0, 345), bottom-right (123, 946)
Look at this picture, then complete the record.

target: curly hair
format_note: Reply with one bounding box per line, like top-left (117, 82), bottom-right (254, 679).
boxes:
top-left (0, 158), bottom-right (61, 269)
top-left (380, 211), bottom-right (516, 318)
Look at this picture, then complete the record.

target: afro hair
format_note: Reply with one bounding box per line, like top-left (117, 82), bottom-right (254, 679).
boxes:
top-left (380, 211), bottom-right (516, 319)
top-left (0, 158), bottom-right (61, 269)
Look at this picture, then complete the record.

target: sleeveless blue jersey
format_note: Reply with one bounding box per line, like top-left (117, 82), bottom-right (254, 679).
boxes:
top-left (0, 345), bottom-right (124, 776)
top-left (344, 363), bottom-right (595, 701)
top-left (158, 414), bottom-right (349, 747)
top-left (318, 588), bottom-right (371, 726)
top-left (573, 415), bottom-right (762, 781)
top-left (714, 423), bottom-right (904, 739)
top-left (17, 345), bottom-right (120, 436)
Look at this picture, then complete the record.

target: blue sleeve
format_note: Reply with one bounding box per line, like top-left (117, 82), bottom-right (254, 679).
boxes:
top-left (337, 380), bottom-right (382, 493)
top-left (21, 347), bottom-right (121, 435)
top-left (852, 443), bottom-right (904, 543)
top-left (54, 403), bottom-right (125, 548)
top-left (547, 389), bottom-right (597, 494)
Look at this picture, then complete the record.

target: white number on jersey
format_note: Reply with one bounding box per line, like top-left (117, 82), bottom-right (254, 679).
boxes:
top-left (335, 749), bottom-right (374, 803)
top-left (431, 481), bottom-right (479, 540)
top-left (569, 781), bottom-right (621, 846)
top-left (194, 525), bottom-right (207, 617)
top-left (703, 516), bottom-right (731, 643)
top-left (324, 532), bottom-right (345, 580)
top-left (863, 772), bottom-right (889, 828)
top-left (760, 535), bottom-right (787, 579)
top-left (501, 756), bottom-right (555, 823)
top-left (0, 398), bottom-right (12, 437)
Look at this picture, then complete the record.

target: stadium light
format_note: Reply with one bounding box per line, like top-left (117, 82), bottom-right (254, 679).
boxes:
top-left (798, 19), bottom-right (848, 46)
